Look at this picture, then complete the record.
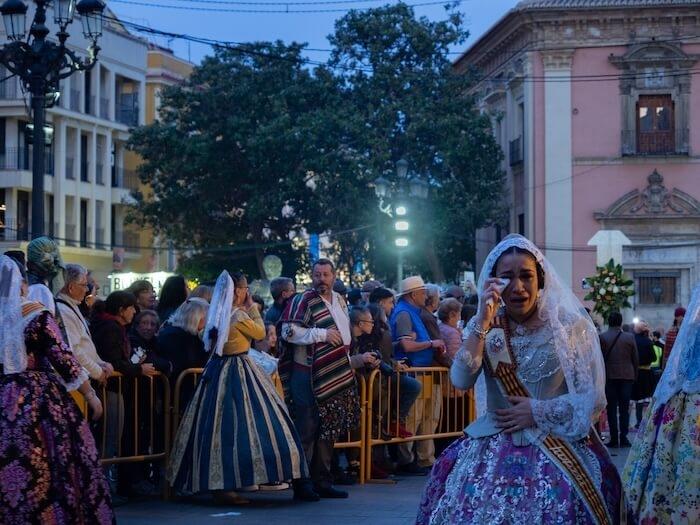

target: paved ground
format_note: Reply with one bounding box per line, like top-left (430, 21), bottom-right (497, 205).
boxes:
top-left (116, 446), bottom-right (631, 524)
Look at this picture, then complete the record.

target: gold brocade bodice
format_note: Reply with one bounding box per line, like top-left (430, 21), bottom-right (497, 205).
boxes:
top-left (221, 306), bottom-right (266, 355)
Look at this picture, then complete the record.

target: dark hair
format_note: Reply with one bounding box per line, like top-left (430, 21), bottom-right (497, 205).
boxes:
top-left (157, 275), bottom-right (188, 318)
top-left (349, 305), bottom-right (370, 326)
top-left (490, 246), bottom-right (545, 290)
top-left (347, 288), bottom-right (363, 306)
top-left (105, 290), bottom-right (137, 315)
top-left (133, 309), bottom-right (159, 327)
top-left (270, 277), bottom-right (293, 301)
top-left (230, 271), bottom-right (246, 288)
top-left (252, 294), bottom-right (265, 313)
top-left (312, 258), bottom-right (335, 272)
top-left (461, 304), bottom-right (477, 324)
top-left (653, 330), bottom-right (661, 339)
top-left (607, 311), bottom-right (623, 328)
top-left (126, 279), bottom-right (154, 297)
top-left (369, 287), bottom-right (394, 304)
top-left (366, 302), bottom-right (387, 344)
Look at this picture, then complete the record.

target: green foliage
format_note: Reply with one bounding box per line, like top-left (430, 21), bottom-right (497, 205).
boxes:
top-left (584, 259), bottom-right (635, 322)
top-left (128, 5), bottom-right (504, 283)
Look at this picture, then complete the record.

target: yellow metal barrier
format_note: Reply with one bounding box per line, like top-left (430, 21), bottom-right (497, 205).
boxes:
top-left (73, 371), bottom-right (171, 499)
top-left (172, 367), bottom-right (368, 484)
top-left (364, 366), bottom-right (475, 482)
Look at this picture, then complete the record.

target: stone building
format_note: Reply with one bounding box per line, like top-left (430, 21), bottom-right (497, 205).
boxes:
top-left (455, 0), bottom-right (700, 327)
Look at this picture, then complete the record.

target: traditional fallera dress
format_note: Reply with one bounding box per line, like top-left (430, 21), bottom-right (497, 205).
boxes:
top-left (167, 272), bottom-right (308, 493)
top-left (622, 284), bottom-right (700, 524)
top-left (417, 234), bottom-right (622, 525)
top-left (0, 303), bottom-right (114, 524)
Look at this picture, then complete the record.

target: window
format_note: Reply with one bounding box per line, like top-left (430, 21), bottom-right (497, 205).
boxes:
top-left (518, 214), bottom-right (525, 236)
top-left (636, 95), bottom-right (674, 154)
top-left (637, 273), bottom-right (678, 305)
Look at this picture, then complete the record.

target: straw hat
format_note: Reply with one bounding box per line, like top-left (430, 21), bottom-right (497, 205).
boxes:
top-left (397, 276), bottom-right (426, 297)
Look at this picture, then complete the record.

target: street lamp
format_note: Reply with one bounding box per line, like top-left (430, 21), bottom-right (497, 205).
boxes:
top-left (0, 0), bottom-right (105, 238)
top-left (372, 158), bottom-right (429, 284)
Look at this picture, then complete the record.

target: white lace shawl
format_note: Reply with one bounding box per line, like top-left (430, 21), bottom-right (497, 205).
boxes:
top-left (204, 270), bottom-right (234, 356)
top-left (466, 234), bottom-right (606, 441)
top-left (654, 283), bottom-right (700, 405)
top-left (0, 255), bottom-right (28, 374)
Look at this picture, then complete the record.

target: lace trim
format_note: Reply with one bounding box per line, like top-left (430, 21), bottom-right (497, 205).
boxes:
top-left (61, 366), bottom-right (89, 392)
top-left (501, 323), bottom-right (561, 383)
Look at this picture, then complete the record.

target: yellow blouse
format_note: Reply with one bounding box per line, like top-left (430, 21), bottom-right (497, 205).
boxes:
top-left (222, 306), bottom-right (266, 355)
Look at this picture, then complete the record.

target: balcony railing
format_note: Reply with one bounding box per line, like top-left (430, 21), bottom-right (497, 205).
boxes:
top-left (0, 147), bottom-right (54, 174)
top-left (80, 227), bottom-right (91, 248)
top-left (65, 224), bottom-right (78, 247)
top-left (116, 104), bottom-right (138, 127)
top-left (66, 157), bottom-right (75, 179)
top-left (111, 167), bottom-right (139, 190)
top-left (100, 97), bottom-right (110, 119)
top-left (0, 218), bottom-right (30, 241)
top-left (509, 136), bottom-right (523, 166)
top-left (96, 163), bottom-right (104, 185)
top-left (70, 89), bottom-right (80, 112)
top-left (621, 128), bottom-right (689, 156)
top-left (0, 79), bottom-right (20, 99)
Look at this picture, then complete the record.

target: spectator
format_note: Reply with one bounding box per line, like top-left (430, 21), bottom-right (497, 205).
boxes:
top-left (56, 264), bottom-right (113, 384)
top-left (347, 288), bottom-right (363, 307)
top-left (189, 284), bottom-right (213, 303)
top-left (421, 284), bottom-right (450, 367)
top-left (92, 290), bottom-right (158, 497)
top-left (632, 321), bottom-right (656, 429)
top-left (622, 323), bottom-right (632, 333)
top-left (158, 298), bottom-right (209, 399)
top-left (650, 330), bottom-right (663, 379)
top-left (129, 310), bottom-right (172, 375)
top-left (599, 311), bottom-right (639, 448)
top-left (126, 280), bottom-right (156, 312)
top-left (663, 307), bottom-right (685, 366)
top-left (460, 303), bottom-right (477, 330)
top-left (265, 277), bottom-right (295, 325)
top-left (443, 285), bottom-right (465, 304)
top-left (333, 279), bottom-right (348, 302)
top-left (389, 276), bottom-right (446, 475)
top-left (361, 280), bottom-right (382, 304)
top-left (438, 298), bottom-right (462, 359)
top-left (369, 287), bottom-right (395, 318)
top-left (157, 275), bottom-right (189, 323)
top-left (79, 270), bottom-right (101, 319)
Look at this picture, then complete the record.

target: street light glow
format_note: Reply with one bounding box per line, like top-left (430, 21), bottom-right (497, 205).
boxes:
top-left (395, 205), bottom-right (407, 216)
top-left (395, 220), bottom-right (409, 231)
top-left (395, 238), bottom-right (409, 247)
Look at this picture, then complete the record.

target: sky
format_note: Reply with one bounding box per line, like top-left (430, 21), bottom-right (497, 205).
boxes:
top-left (108, 0), bottom-right (520, 65)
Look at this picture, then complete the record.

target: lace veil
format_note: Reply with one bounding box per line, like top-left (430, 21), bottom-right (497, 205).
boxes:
top-left (470, 234), bottom-right (606, 440)
top-left (654, 283), bottom-right (700, 405)
top-left (204, 270), bottom-right (234, 356)
top-left (0, 255), bottom-right (29, 374)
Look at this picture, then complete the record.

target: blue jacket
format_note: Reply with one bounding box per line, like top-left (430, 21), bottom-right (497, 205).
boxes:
top-left (389, 299), bottom-right (433, 366)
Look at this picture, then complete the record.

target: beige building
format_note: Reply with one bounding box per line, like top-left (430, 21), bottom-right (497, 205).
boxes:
top-left (0, 8), bottom-right (148, 289)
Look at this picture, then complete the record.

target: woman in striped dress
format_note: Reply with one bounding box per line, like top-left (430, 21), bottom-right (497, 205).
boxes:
top-left (167, 271), bottom-right (309, 504)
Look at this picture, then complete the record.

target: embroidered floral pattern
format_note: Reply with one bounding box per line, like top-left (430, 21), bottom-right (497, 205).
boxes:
top-left (623, 392), bottom-right (699, 524)
top-left (0, 312), bottom-right (114, 524)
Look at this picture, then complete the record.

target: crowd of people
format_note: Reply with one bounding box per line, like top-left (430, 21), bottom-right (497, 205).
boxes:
top-left (0, 233), bottom-right (697, 524)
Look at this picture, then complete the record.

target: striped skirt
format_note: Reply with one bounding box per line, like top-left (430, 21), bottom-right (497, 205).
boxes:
top-left (167, 352), bottom-right (309, 493)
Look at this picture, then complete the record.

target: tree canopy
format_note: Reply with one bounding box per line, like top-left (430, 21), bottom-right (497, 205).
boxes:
top-left (128, 4), bottom-right (504, 283)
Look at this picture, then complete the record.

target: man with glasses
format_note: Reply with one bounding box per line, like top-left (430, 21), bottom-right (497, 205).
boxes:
top-left (57, 263), bottom-right (113, 384)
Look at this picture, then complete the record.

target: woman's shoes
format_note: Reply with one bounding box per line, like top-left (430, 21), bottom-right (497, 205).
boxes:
top-left (212, 491), bottom-right (250, 505)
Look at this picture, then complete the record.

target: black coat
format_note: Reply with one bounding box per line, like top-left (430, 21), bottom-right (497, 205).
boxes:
top-left (157, 323), bottom-right (208, 382)
top-left (634, 333), bottom-right (656, 367)
top-left (91, 315), bottom-right (141, 377)
top-left (129, 331), bottom-right (172, 375)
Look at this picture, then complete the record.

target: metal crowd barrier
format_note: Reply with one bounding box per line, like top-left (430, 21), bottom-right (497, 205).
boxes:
top-left (74, 371), bottom-right (171, 500)
top-left (71, 364), bottom-right (473, 497)
top-left (364, 366), bottom-right (475, 483)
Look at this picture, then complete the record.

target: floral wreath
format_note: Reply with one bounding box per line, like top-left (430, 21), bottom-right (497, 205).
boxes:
top-left (584, 259), bottom-right (635, 322)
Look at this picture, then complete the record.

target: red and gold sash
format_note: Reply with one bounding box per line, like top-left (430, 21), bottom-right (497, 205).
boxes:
top-left (483, 317), bottom-right (612, 525)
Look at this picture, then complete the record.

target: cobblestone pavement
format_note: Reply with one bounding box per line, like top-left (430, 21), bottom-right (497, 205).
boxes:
top-left (116, 446), bottom-right (631, 524)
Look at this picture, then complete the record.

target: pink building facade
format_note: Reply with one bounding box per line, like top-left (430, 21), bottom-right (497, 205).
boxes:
top-left (456, 0), bottom-right (700, 328)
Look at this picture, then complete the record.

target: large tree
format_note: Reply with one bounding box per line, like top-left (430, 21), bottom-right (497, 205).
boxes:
top-left (128, 42), bottom-right (334, 280)
top-left (321, 3), bottom-right (505, 282)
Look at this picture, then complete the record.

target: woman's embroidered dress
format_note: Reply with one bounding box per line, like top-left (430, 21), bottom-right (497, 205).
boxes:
top-left (0, 310), bottom-right (114, 524)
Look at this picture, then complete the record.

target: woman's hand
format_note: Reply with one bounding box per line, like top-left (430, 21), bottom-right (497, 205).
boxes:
top-left (140, 363), bottom-right (157, 376)
top-left (477, 278), bottom-right (507, 328)
top-left (87, 394), bottom-right (103, 421)
top-left (243, 290), bottom-right (254, 310)
top-left (362, 352), bottom-right (380, 369)
top-left (494, 396), bottom-right (535, 433)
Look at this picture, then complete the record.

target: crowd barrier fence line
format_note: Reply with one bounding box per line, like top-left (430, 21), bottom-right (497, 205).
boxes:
top-left (73, 365), bottom-right (473, 495)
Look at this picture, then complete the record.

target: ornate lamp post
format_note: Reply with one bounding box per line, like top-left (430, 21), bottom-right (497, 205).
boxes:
top-left (373, 158), bottom-right (429, 284)
top-left (0, 0), bottom-right (105, 238)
